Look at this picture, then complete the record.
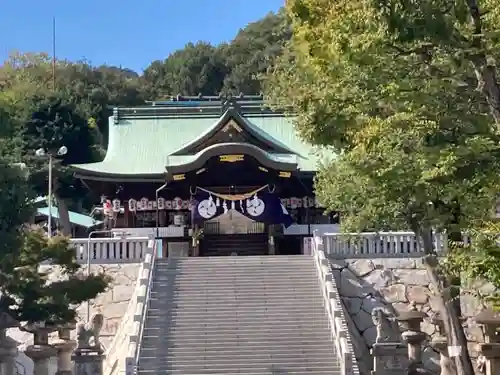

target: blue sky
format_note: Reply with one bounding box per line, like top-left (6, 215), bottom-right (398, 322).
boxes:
top-left (0, 0), bottom-right (284, 73)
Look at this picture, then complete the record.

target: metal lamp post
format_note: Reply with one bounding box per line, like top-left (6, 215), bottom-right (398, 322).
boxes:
top-left (155, 183), bottom-right (168, 239)
top-left (35, 146), bottom-right (68, 238)
top-left (86, 229), bottom-right (129, 322)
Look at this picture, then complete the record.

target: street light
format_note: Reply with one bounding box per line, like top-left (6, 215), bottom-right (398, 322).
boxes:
top-left (155, 182), bottom-right (169, 239)
top-left (86, 229), bottom-right (129, 322)
top-left (35, 146), bottom-right (67, 238)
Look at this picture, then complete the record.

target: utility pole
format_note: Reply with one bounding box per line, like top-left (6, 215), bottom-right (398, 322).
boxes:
top-left (52, 17), bottom-right (56, 91)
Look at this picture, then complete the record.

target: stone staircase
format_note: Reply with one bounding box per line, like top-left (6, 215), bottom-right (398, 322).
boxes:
top-left (137, 255), bottom-right (341, 374)
top-left (200, 234), bottom-right (268, 256)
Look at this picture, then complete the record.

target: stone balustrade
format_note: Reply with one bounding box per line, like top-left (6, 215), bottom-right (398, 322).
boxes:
top-left (312, 235), bottom-right (360, 375)
top-left (124, 238), bottom-right (157, 375)
top-left (102, 238), bottom-right (157, 375)
top-left (70, 237), bottom-right (149, 264)
top-left (322, 231), bottom-right (455, 258)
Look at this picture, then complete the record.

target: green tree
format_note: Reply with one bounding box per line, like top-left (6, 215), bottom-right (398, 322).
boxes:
top-left (0, 53), bottom-right (144, 224)
top-left (142, 42), bottom-right (228, 98)
top-left (221, 10), bottom-right (291, 94)
top-left (266, 1), bottom-right (500, 374)
top-left (0, 157), bottom-right (109, 324)
top-left (23, 98), bottom-right (97, 235)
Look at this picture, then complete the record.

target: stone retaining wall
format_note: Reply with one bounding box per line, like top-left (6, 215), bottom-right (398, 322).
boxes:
top-left (7, 263), bottom-right (141, 375)
top-left (333, 256), bottom-right (490, 374)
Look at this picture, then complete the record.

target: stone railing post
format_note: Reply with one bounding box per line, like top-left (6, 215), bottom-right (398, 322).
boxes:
top-left (53, 323), bottom-right (77, 375)
top-left (430, 313), bottom-right (457, 375)
top-left (475, 310), bottom-right (500, 375)
top-left (396, 302), bottom-right (430, 375)
top-left (0, 313), bottom-right (19, 375)
top-left (370, 307), bottom-right (408, 375)
top-left (23, 323), bottom-right (58, 375)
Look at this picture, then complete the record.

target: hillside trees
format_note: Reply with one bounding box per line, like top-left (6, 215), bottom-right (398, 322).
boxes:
top-left (266, 1), bottom-right (500, 374)
top-left (141, 10), bottom-right (290, 97)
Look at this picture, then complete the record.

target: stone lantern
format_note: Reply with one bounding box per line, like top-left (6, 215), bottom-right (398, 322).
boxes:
top-left (53, 322), bottom-right (77, 375)
top-left (0, 312), bottom-right (19, 375)
top-left (396, 302), bottom-right (430, 375)
top-left (429, 313), bottom-right (457, 375)
top-left (475, 309), bottom-right (500, 375)
top-left (22, 322), bottom-right (58, 375)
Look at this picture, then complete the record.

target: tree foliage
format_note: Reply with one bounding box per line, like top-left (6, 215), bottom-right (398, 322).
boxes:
top-left (266, 0), bottom-right (500, 373)
top-left (0, 157), bottom-right (110, 324)
top-left (142, 10), bottom-right (290, 97)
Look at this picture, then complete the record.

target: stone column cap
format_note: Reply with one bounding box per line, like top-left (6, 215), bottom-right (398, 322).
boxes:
top-left (476, 309), bottom-right (500, 326)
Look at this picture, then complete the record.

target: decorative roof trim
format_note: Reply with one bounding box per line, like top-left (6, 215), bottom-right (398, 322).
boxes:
top-left (171, 108), bottom-right (295, 155)
top-left (166, 142), bottom-right (298, 175)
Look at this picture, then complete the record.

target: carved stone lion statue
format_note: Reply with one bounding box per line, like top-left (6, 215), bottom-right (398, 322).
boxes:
top-left (76, 313), bottom-right (104, 350)
top-left (371, 307), bottom-right (401, 343)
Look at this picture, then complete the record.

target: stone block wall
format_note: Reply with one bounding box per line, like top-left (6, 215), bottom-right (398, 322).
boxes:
top-left (332, 257), bottom-right (441, 373)
top-left (7, 263), bottom-right (141, 375)
top-left (333, 256), bottom-right (493, 374)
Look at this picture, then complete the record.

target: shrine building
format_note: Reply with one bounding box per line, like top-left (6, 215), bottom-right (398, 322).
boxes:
top-left (71, 95), bottom-right (339, 257)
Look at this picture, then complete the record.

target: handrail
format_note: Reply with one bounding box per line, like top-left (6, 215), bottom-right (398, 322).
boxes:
top-left (124, 236), bottom-right (157, 375)
top-left (312, 230), bottom-right (360, 375)
top-left (103, 260), bottom-right (145, 375)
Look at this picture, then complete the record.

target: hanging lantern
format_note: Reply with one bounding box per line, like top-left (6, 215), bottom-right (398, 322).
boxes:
top-left (165, 200), bottom-right (172, 210)
top-left (216, 197), bottom-right (220, 207)
top-left (290, 197), bottom-right (298, 209)
top-left (112, 199), bottom-right (121, 212)
top-left (296, 198), bottom-right (303, 208)
top-left (147, 201), bottom-right (154, 210)
top-left (103, 199), bottom-right (113, 217)
top-left (128, 199), bottom-right (137, 212)
top-left (139, 197), bottom-right (148, 211)
top-left (307, 197), bottom-right (315, 208)
top-left (173, 197), bottom-right (183, 210)
top-left (157, 197), bottom-right (165, 210)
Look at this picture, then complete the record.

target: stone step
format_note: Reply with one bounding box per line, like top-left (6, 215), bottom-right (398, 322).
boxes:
top-left (150, 294), bottom-right (321, 301)
top-left (138, 356), bottom-right (337, 367)
top-left (153, 291), bottom-right (320, 297)
top-left (154, 268), bottom-right (317, 278)
top-left (140, 337), bottom-right (333, 347)
top-left (147, 299), bottom-right (322, 308)
top-left (145, 313), bottom-right (327, 322)
top-left (145, 314), bottom-right (327, 324)
top-left (156, 256), bottom-right (311, 264)
top-left (152, 279), bottom-right (318, 286)
top-left (139, 343), bottom-right (335, 354)
top-left (144, 319), bottom-right (328, 334)
top-left (151, 290), bottom-right (321, 298)
top-left (147, 307), bottom-right (325, 315)
top-left (154, 280), bottom-right (319, 286)
top-left (138, 370), bottom-right (336, 375)
top-left (142, 331), bottom-right (328, 340)
top-left (148, 295), bottom-right (323, 310)
top-left (137, 363), bottom-right (339, 373)
top-left (152, 272), bottom-right (316, 279)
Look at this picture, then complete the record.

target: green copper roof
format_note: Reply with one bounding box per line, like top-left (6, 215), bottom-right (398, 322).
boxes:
top-left (72, 107), bottom-right (325, 179)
